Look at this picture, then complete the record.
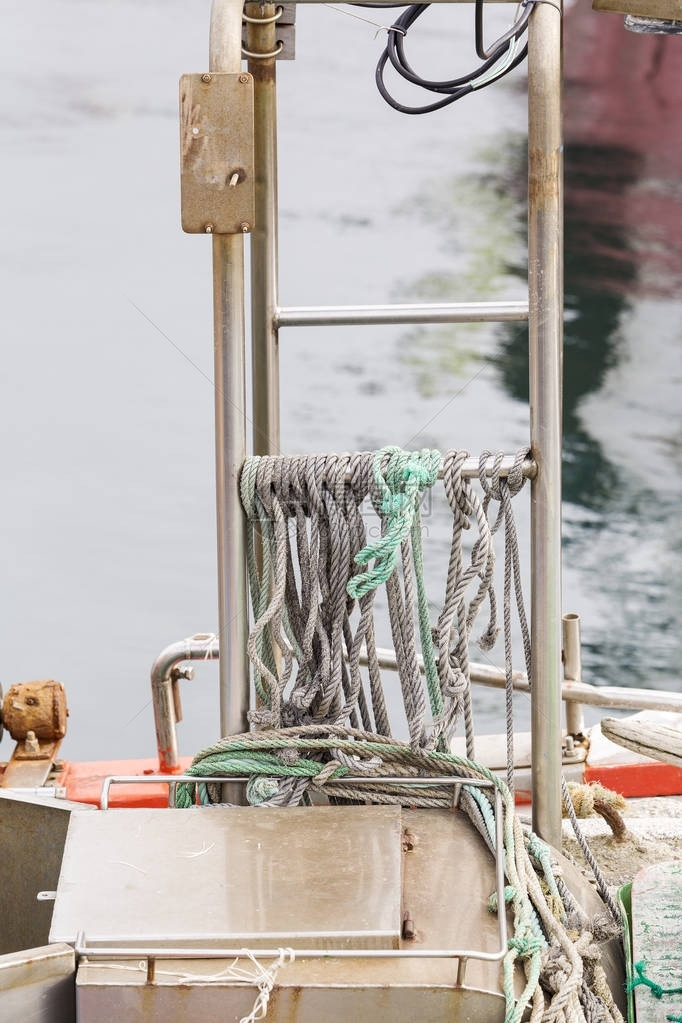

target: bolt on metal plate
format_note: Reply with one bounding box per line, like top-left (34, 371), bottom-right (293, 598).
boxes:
top-left (180, 72), bottom-right (255, 234)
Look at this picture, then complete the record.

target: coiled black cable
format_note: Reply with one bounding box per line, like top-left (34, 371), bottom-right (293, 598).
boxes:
top-left (372, 0), bottom-right (535, 114)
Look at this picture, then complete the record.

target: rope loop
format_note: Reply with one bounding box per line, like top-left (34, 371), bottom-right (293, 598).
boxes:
top-left (347, 446), bottom-right (441, 600)
top-left (627, 961), bottom-right (682, 999)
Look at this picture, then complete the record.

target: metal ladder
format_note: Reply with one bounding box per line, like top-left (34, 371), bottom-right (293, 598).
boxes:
top-left (201, 0), bottom-right (563, 845)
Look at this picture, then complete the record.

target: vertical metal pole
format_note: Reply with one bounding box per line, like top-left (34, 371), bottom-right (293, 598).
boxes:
top-left (210, 0), bottom-right (250, 741)
top-left (562, 613), bottom-right (586, 735)
top-left (246, 3), bottom-right (281, 457)
top-left (528, 1), bottom-right (564, 846)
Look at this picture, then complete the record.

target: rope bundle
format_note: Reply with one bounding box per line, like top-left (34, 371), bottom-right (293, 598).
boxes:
top-left (238, 446), bottom-right (523, 754)
top-left (177, 727), bottom-right (623, 1023)
top-left (178, 446), bottom-right (623, 1023)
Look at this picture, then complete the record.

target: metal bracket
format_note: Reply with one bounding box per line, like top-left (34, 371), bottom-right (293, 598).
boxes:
top-left (243, 3), bottom-right (296, 60)
top-left (180, 72), bottom-right (255, 234)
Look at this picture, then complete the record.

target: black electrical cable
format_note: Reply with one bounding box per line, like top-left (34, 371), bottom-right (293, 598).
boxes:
top-left (475, 0), bottom-right (533, 59)
top-left (373, 0), bottom-right (536, 115)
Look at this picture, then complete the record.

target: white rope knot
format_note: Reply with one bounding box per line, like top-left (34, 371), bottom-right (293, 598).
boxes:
top-left (239, 948), bottom-right (295, 1023)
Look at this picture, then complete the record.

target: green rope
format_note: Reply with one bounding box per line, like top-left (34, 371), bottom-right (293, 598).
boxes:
top-left (666, 1015), bottom-right (682, 1022)
top-left (346, 446), bottom-right (443, 720)
top-left (627, 961), bottom-right (682, 1000)
top-left (347, 446), bottom-right (441, 598)
top-left (525, 832), bottom-right (565, 923)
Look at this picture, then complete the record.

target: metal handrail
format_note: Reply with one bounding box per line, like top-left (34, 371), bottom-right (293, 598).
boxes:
top-left (276, 300), bottom-right (529, 327)
top-left (149, 632), bottom-right (682, 776)
top-left (149, 626), bottom-right (682, 777)
top-left (91, 777), bottom-right (506, 986)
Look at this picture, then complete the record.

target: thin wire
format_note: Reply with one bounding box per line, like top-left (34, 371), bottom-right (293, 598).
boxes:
top-left (324, 3), bottom-right (406, 35)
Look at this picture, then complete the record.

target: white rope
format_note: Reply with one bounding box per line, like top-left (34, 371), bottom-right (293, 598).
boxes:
top-left (155, 947), bottom-right (295, 1022)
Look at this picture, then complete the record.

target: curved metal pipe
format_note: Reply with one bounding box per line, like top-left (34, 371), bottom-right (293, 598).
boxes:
top-left (150, 634), bottom-right (219, 772)
top-left (151, 631), bottom-right (682, 774)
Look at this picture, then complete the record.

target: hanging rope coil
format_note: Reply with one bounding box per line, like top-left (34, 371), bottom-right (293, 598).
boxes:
top-left (237, 446), bottom-right (528, 752)
top-left (181, 446), bottom-right (623, 1023)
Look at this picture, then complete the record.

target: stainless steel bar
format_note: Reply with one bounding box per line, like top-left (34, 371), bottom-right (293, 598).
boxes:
top-left (100, 773), bottom-right (497, 809)
top-left (100, 775), bottom-right (242, 810)
top-left (562, 613), bottom-right (585, 735)
top-left (371, 645), bottom-right (682, 711)
top-left (344, 454), bottom-right (536, 481)
top-left (76, 943), bottom-right (506, 963)
top-left (528, 0), bottom-right (564, 847)
top-left (276, 300), bottom-right (529, 328)
top-left (247, 4), bottom-right (281, 458)
top-left (559, 683), bottom-right (682, 712)
top-left (456, 956), bottom-right (468, 986)
top-left (150, 634), bottom-right (219, 772)
top-left (210, 0), bottom-right (251, 760)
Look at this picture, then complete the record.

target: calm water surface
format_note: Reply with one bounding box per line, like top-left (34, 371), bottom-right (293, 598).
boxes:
top-left (1, 1), bottom-right (679, 760)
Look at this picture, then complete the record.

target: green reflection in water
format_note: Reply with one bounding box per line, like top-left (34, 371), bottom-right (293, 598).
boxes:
top-left (393, 172), bottom-right (522, 397)
top-left (494, 141), bottom-right (644, 511)
top-left (394, 134), bottom-right (680, 691)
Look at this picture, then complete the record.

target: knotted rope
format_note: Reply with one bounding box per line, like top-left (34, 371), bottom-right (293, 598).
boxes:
top-left (626, 960), bottom-right (682, 1000)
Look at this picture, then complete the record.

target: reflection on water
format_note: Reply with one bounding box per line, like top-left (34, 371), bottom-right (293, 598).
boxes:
top-left (394, 19), bottom-right (681, 698)
top-left (490, 25), bottom-right (678, 695)
top-left (494, 139), bottom-right (639, 513)
top-left (394, 175), bottom-right (522, 397)
top-left (2, 1), bottom-right (679, 762)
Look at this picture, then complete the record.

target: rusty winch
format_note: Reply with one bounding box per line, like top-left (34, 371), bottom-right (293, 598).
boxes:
top-left (0, 680), bottom-right (68, 788)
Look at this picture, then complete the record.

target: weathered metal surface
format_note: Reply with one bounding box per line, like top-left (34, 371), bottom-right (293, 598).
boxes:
top-left (45, 803), bottom-right (628, 1020)
top-left (1, 737), bottom-right (63, 788)
top-left (180, 72), bottom-right (255, 234)
top-left (631, 860), bottom-right (682, 1023)
top-left (50, 806), bottom-right (404, 949)
top-left (2, 680), bottom-right (68, 740)
top-left (76, 963), bottom-right (508, 1022)
top-left (0, 943), bottom-right (75, 1022)
top-left (243, 2), bottom-right (296, 60)
top-left (1, 679), bottom-right (68, 787)
top-left (0, 791), bottom-right (93, 955)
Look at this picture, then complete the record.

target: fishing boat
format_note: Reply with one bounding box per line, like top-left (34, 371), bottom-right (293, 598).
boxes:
top-left (1, 0), bottom-right (681, 1020)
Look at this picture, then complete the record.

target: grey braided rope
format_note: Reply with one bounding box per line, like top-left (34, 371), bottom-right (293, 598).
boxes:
top-left (561, 776), bottom-right (620, 925)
